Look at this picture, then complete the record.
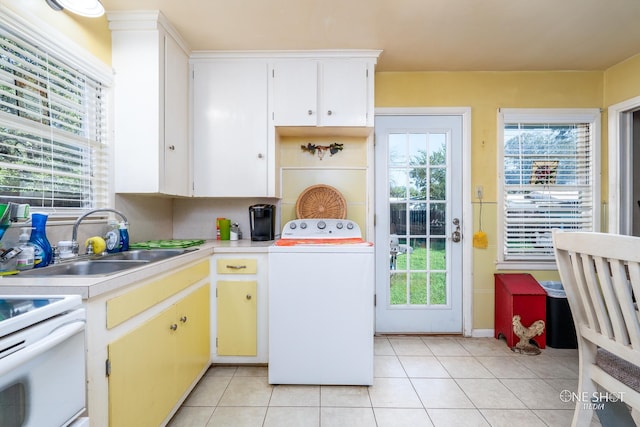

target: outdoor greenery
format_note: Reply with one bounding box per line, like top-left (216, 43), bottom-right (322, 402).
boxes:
top-left (0, 32), bottom-right (101, 209)
top-left (389, 139), bottom-right (449, 306)
top-left (390, 245), bottom-right (447, 305)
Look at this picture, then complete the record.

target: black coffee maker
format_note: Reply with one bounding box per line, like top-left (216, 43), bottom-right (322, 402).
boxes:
top-left (249, 204), bottom-right (275, 241)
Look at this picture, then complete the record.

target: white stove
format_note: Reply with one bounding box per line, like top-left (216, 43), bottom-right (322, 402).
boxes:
top-left (0, 294), bottom-right (86, 426)
top-left (268, 219), bottom-right (374, 385)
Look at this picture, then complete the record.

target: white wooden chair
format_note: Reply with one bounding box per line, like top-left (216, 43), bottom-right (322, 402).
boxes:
top-left (553, 231), bottom-right (640, 427)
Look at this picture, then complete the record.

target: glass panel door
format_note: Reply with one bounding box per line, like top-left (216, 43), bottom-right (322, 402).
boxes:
top-left (375, 115), bottom-right (463, 333)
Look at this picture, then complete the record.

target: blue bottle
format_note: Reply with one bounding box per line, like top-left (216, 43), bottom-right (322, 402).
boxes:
top-left (119, 222), bottom-right (129, 252)
top-left (29, 213), bottom-right (52, 268)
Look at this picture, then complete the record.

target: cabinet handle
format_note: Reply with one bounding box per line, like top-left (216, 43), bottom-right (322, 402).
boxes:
top-left (168, 145), bottom-right (175, 151)
top-left (327, 110), bottom-right (333, 116)
top-left (180, 316), bottom-right (188, 323)
top-left (226, 265), bottom-right (247, 270)
top-left (246, 294), bottom-right (252, 300)
top-left (257, 153), bottom-right (264, 159)
top-left (169, 323), bottom-right (178, 331)
top-left (307, 109), bottom-right (313, 115)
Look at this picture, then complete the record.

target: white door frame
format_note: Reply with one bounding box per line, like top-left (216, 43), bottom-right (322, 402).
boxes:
top-left (608, 96), bottom-right (640, 234)
top-left (375, 107), bottom-right (473, 336)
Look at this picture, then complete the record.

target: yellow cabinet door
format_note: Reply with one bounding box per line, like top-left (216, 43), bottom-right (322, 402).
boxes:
top-left (175, 284), bottom-right (210, 396)
top-left (217, 280), bottom-right (257, 356)
top-left (108, 307), bottom-right (177, 427)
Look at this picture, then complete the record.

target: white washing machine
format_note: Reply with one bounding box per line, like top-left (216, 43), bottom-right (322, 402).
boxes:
top-left (268, 218), bottom-right (374, 385)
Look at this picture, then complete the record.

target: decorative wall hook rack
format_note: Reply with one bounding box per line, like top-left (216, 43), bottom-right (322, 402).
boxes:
top-left (300, 143), bottom-right (343, 160)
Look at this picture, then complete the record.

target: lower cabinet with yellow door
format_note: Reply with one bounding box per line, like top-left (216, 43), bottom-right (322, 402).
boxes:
top-left (212, 253), bottom-right (268, 363)
top-left (105, 261), bottom-right (210, 427)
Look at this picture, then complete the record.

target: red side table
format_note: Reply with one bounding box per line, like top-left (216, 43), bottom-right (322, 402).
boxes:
top-left (494, 273), bottom-right (546, 349)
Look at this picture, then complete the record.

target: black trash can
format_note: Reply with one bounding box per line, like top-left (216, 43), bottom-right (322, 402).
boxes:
top-left (539, 281), bottom-right (578, 349)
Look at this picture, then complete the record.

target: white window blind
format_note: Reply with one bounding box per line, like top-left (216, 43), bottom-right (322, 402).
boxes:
top-left (0, 18), bottom-right (109, 213)
top-left (498, 109), bottom-right (600, 266)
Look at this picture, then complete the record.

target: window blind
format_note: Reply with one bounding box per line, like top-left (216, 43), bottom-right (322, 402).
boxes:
top-left (500, 110), bottom-right (599, 263)
top-left (0, 21), bottom-right (108, 213)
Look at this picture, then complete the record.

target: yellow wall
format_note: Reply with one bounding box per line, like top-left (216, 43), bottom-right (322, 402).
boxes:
top-left (604, 53), bottom-right (640, 106)
top-left (3, 0), bottom-right (111, 66)
top-left (375, 71), bottom-right (604, 329)
top-left (277, 135), bottom-right (369, 233)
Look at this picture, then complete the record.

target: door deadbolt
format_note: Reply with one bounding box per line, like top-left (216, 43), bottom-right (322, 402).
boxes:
top-left (452, 218), bottom-right (461, 242)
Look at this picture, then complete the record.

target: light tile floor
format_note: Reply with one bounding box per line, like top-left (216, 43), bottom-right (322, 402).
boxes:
top-left (168, 336), bottom-right (599, 427)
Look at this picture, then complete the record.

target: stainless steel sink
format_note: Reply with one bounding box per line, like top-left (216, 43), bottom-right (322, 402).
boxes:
top-left (18, 260), bottom-right (149, 276)
top-left (17, 248), bottom-right (197, 277)
top-left (97, 248), bottom-right (196, 262)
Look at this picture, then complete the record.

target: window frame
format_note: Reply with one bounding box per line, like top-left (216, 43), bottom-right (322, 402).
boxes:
top-left (497, 108), bottom-right (601, 270)
top-left (0, 5), bottom-right (112, 219)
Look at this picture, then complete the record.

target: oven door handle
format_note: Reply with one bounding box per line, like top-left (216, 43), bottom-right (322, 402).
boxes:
top-left (0, 320), bottom-right (85, 377)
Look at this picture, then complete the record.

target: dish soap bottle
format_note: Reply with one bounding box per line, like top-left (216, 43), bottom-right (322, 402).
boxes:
top-left (119, 222), bottom-right (129, 252)
top-left (105, 220), bottom-right (121, 253)
top-left (16, 227), bottom-right (35, 271)
top-left (29, 213), bottom-right (52, 268)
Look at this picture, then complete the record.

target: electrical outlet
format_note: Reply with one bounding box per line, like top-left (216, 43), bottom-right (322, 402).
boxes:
top-left (475, 185), bottom-right (484, 199)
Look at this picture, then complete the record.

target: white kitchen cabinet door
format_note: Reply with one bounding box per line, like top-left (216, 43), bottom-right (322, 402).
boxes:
top-left (109, 12), bottom-right (190, 196)
top-left (320, 59), bottom-right (371, 127)
top-left (271, 58), bottom-right (372, 127)
top-left (192, 60), bottom-right (269, 197)
top-left (163, 33), bottom-right (190, 196)
top-left (271, 60), bottom-right (318, 126)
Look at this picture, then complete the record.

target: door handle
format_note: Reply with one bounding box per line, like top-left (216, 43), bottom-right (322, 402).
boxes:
top-left (451, 218), bottom-right (461, 243)
top-left (0, 320), bottom-right (84, 377)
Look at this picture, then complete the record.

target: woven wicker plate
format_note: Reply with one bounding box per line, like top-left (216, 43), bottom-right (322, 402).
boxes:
top-left (296, 184), bottom-right (347, 219)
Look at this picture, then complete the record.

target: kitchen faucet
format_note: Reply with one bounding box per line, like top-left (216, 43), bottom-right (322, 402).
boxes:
top-left (71, 208), bottom-right (129, 256)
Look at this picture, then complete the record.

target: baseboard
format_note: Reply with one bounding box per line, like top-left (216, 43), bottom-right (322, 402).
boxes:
top-left (471, 329), bottom-right (494, 338)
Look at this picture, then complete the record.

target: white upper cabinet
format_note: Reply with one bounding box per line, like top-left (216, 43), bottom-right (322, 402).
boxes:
top-left (191, 58), bottom-right (270, 197)
top-left (271, 60), bottom-right (318, 126)
top-left (271, 53), bottom-right (379, 128)
top-left (108, 11), bottom-right (190, 196)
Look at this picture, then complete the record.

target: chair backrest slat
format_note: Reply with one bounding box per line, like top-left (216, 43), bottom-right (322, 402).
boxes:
top-left (606, 258), bottom-right (632, 346)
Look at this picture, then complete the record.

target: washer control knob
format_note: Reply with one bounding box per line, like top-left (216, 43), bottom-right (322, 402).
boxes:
top-left (317, 221), bottom-right (326, 230)
top-left (300, 222), bottom-right (307, 229)
top-left (336, 222), bottom-right (344, 229)
top-left (346, 222), bottom-right (354, 230)
top-left (289, 222), bottom-right (297, 229)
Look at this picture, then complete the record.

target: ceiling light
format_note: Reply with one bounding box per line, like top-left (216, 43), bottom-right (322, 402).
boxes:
top-left (46, 0), bottom-right (105, 18)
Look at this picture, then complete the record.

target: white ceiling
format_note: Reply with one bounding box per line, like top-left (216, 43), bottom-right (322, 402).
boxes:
top-left (100, 0), bottom-right (640, 72)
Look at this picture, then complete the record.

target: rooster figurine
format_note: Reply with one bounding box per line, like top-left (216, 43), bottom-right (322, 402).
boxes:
top-left (511, 315), bottom-right (545, 355)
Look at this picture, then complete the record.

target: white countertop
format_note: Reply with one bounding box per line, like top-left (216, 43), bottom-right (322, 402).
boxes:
top-left (0, 239), bottom-right (273, 299)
